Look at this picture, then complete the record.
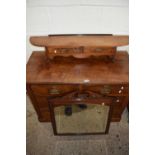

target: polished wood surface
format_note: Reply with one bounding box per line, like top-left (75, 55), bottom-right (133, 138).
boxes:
top-left (30, 35), bottom-right (129, 47)
top-left (27, 51), bottom-right (129, 123)
top-left (26, 51), bottom-right (129, 84)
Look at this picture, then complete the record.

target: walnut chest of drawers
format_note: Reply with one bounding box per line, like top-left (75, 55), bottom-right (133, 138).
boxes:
top-left (26, 51), bottom-right (129, 123)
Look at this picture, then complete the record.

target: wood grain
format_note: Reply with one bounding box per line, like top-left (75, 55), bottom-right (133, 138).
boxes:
top-left (26, 51), bottom-right (129, 84)
top-left (30, 35), bottom-right (129, 47)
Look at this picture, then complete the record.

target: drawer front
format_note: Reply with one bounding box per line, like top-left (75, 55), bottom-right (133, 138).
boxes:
top-left (85, 47), bottom-right (116, 55)
top-left (31, 84), bottom-right (77, 96)
top-left (31, 84), bottom-right (128, 96)
top-left (85, 84), bottom-right (128, 96)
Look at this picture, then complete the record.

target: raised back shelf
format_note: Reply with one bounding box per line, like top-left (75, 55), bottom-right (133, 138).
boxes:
top-left (30, 34), bottom-right (129, 60)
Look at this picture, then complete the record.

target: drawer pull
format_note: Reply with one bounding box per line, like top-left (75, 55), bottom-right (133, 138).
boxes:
top-left (118, 90), bottom-right (122, 94)
top-left (116, 99), bottom-right (120, 102)
top-left (100, 85), bottom-right (111, 95)
top-left (49, 89), bottom-right (60, 95)
top-left (121, 86), bottom-right (124, 90)
top-left (102, 102), bottom-right (105, 106)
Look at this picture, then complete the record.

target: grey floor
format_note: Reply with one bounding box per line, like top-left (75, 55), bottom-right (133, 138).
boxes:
top-left (26, 96), bottom-right (129, 155)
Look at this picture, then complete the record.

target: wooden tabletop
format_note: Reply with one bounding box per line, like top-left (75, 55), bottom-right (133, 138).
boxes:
top-left (26, 52), bottom-right (129, 84)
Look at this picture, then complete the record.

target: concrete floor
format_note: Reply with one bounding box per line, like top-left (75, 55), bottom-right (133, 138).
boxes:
top-left (26, 96), bottom-right (129, 155)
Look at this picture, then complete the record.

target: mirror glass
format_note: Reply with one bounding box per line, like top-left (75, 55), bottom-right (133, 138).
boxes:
top-left (54, 104), bottom-right (110, 134)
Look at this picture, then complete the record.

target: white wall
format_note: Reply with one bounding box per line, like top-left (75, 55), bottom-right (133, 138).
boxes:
top-left (26, 0), bottom-right (129, 61)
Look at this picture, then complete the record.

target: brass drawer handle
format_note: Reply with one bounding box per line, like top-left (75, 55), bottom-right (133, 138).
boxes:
top-left (49, 89), bottom-right (60, 95)
top-left (100, 85), bottom-right (111, 95)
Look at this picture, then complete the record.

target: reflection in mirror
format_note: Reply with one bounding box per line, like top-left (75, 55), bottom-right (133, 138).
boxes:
top-left (54, 104), bottom-right (110, 134)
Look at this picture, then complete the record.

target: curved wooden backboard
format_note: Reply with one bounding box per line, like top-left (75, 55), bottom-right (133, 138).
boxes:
top-left (30, 35), bottom-right (129, 47)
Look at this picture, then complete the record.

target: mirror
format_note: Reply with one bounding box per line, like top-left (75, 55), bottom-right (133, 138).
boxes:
top-left (53, 104), bottom-right (110, 134)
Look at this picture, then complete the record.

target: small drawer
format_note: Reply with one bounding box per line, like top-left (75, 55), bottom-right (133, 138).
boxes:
top-left (47, 47), bottom-right (84, 54)
top-left (111, 85), bottom-right (129, 95)
top-left (31, 84), bottom-right (77, 96)
top-left (85, 47), bottom-right (116, 55)
top-left (84, 84), bottom-right (128, 96)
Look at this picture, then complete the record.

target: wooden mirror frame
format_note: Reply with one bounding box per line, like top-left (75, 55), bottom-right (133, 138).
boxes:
top-left (48, 94), bottom-right (115, 135)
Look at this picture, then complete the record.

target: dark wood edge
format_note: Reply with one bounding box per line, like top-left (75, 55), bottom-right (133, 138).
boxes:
top-left (26, 84), bottom-right (42, 120)
top-left (105, 101), bottom-right (114, 134)
top-left (48, 34), bottom-right (113, 37)
top-left (48, 101), bottom-right (57, 135)
top-left (120, 96), bottom-right (129, 114)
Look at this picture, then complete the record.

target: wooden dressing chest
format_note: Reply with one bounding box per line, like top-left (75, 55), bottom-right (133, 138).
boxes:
top-left (27, 35), bottom-right (129, 135)
top-left (26, 51), bottom-right (129, 123)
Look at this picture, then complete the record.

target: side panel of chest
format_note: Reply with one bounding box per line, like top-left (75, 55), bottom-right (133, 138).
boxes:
top-left (27, 84), bottom-right (129, 122)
